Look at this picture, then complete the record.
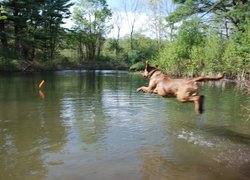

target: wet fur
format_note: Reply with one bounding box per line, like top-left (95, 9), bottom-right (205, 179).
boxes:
top-left (137, 63), bottom-right (224, 114)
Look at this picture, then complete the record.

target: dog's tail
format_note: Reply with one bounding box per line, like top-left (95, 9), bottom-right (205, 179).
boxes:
top-left (193, 73), bottom-right (224, 82)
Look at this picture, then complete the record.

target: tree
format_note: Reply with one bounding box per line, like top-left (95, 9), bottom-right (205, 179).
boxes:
top-left (38, 0), bottom-right (73, 60)
top-left (122, 0), bottom-right (142, 50)
top-left (143, 0), bottom-right (175, 45)
top-left (167, 0), bottom-right (249, 32)
top-left (73, 0), bottom-right (112, 61)
top-left (149, 0), bottom-right (249, 78)
top-left (176, 18), bottom-right (205, 59)
top-left (0, 4), bottom-right (8, 49)
top-left (1, 0), bottom-right (73, 61)
top-left (109, 9), bottom-right (123, 58)
top-left (3, 0), bottom-right (27, 55)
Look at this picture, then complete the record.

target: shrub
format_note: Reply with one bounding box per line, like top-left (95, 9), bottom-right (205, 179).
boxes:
top-left (129, 61), bottom-right (145, 71)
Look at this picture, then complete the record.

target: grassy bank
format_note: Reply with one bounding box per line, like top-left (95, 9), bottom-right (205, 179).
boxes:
top-left (0, 57), bottom-right (129, 72)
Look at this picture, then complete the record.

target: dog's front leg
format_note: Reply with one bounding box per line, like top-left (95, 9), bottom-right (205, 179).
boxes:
top-left (137, 80), bottom-right (157, 93)
top-left (137, 86), bottom-right (154, 93)
top-left (136, 87), bottom-right (144, 92)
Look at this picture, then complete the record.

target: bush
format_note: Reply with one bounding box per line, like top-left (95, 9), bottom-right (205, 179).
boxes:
top-left (0, 58), bottom-right (21, 71)
top-left (222, 26), bottom-right (250, 79)
top-left (203, 34), bottom-right (224, 73)
top-left (151, 41), bottom-right (183, 76)
top-left (129, 61), bottom-right (145, 71)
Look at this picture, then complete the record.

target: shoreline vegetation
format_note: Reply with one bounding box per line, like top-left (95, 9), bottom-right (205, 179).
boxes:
top-left (0, 58), bottom-right (249, 83)
top-left (0, 0), bottom-right (249, 82)
top-left (0, 59), bottom-right (129, 72)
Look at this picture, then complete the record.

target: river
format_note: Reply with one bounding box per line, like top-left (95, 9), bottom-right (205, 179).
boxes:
top-left (0, 70), bottom-right (249, 180)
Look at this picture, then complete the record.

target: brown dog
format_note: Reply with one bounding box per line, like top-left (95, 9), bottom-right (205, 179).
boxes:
top-left (137, 62), bottom-right (224, 114)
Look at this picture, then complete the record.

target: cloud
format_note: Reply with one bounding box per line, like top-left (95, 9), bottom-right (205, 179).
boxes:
top-left (62, 5), bottom-right (75, 29)
top-left (108, 11), bottom-right (149, 38)
top-left (62, 4), bottom-right (158, 39)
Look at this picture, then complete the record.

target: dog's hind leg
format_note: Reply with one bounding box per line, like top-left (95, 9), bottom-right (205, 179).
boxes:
top-left (186, 95), bottom-right (204, 114)
top-left (177, 94), bottom-right (204, 114)
top-left (193, 95), bottom-right (204, 114)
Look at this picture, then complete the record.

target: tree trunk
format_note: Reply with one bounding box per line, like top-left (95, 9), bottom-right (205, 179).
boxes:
top-left (13, 6), bottom-right (21, 55)
top-left (91, 41), bottom-right (96, 60)
top-left (130, 24), bottom-right (134, 50)
top-left (97, 35), bottom-right (103, 58)
top-left (30, 47), bottom-right (35, 61)
top-left (116, 26), bottom-right (120, 58)
top-left (79, 41), bottom-right (84, 64)
top-left (225, 21), bottom-right (229, 39)
top-left (0, 20), bottom-right (8, 48)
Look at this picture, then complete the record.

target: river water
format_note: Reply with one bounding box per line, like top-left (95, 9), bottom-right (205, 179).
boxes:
top-left (0, 70), bottom-right (249, 180)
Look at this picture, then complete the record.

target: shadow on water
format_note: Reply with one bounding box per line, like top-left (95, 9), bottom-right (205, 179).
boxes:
top-left (201, 125), bottom-right (250, 144)
top-left (240, 162), bottom-right (250, 177)
top-left (141, 149), bottom-right (249, 180)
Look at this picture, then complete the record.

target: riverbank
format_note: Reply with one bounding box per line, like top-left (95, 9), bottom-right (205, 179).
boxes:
top-left (0, 59), bottom-right (129, 72)
top-left (0, 59), bottom-right (249, 86)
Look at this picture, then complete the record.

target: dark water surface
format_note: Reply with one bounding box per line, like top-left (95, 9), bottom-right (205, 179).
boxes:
top-left (0, 70), bottom-right (249, 180)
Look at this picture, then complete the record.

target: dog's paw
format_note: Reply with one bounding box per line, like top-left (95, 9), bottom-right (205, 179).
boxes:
top-left (137, 88), bottom-right (142, 92)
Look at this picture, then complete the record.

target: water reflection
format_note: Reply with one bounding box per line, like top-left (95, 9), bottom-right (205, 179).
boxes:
top-left (0, 71), bottom-right (249, 179)
top-left (39, 90), bottom-right (45, 99)
top-left (0, 73), bottom-right (66, 179)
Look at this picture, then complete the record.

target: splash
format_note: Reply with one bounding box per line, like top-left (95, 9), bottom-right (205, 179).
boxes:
top-left (178, 129), bottom-right (214, 147)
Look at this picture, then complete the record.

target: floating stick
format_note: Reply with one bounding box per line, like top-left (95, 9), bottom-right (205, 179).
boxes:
top-left (39, 80), bottom-right (45, 88)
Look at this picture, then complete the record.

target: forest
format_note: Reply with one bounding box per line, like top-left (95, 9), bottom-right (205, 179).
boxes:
top-left (0, 0), bottom-right (249, 80)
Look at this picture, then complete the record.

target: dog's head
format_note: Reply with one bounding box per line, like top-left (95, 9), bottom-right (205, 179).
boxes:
top-left (142, 61), bottom-right (158, 78)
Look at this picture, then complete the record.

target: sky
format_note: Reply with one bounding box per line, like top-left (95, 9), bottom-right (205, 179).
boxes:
top-left (104, 0), bottom-right (176, 38)
top-left (64, 0), bottom-right (173, 38)
top-left (105, 0), bottom-right (153, 38)
top-left (106, 0), bottom-right (120, 9)
top-left (63, 0), bottom-right (150, 37)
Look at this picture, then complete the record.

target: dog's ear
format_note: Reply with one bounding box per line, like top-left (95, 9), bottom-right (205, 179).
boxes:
top-left (146, 61), bottom-right (150, 70)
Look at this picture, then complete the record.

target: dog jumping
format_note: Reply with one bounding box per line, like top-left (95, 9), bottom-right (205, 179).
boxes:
top-left (137, 62), bottom-right (224, 114)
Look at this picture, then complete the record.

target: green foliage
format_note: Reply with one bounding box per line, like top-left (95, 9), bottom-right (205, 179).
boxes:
top-left (151, 41), bottom-right (181, 75)
top-left (222, 26), bottom-right (250, 77)
top-left (127, 50), bottom-right (140, 64)
top-left (0, 0), bottom-right (249, 75)
top-left (150, 0), bottom-right (250, 79)
top-left (151, 19), bottom-right (206, 76)
top-left (103, 34), bottom-right (159, 70)
top-left (176, 18), bottom-right (205, 59)
top-left (0, 15), bottom-right (7, 20)
top-left (129, 61), bottom-right (145, 71)
top-left (166, 0), bottom-right (194, 24)
top-left (124, 34), bottom-right (158, 66)
top-left (203, 34), bottom-right (224, 73)
top-left (0, 0), bottom-right (73, 63)
top-left (152, 19), bottom-right (250, 79)
top-left (38, 0), bottom-right (73, 60)
top-left (189, 46), bottom-right (204, 76)
top-left (73, 0), bottom-right (112, 61)
top-left (133, 34), bottom-right (159, 61)
top-left (0, 58), bottom-right (21, 71)
top-left (168, 0), bottom-right (249, 30)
